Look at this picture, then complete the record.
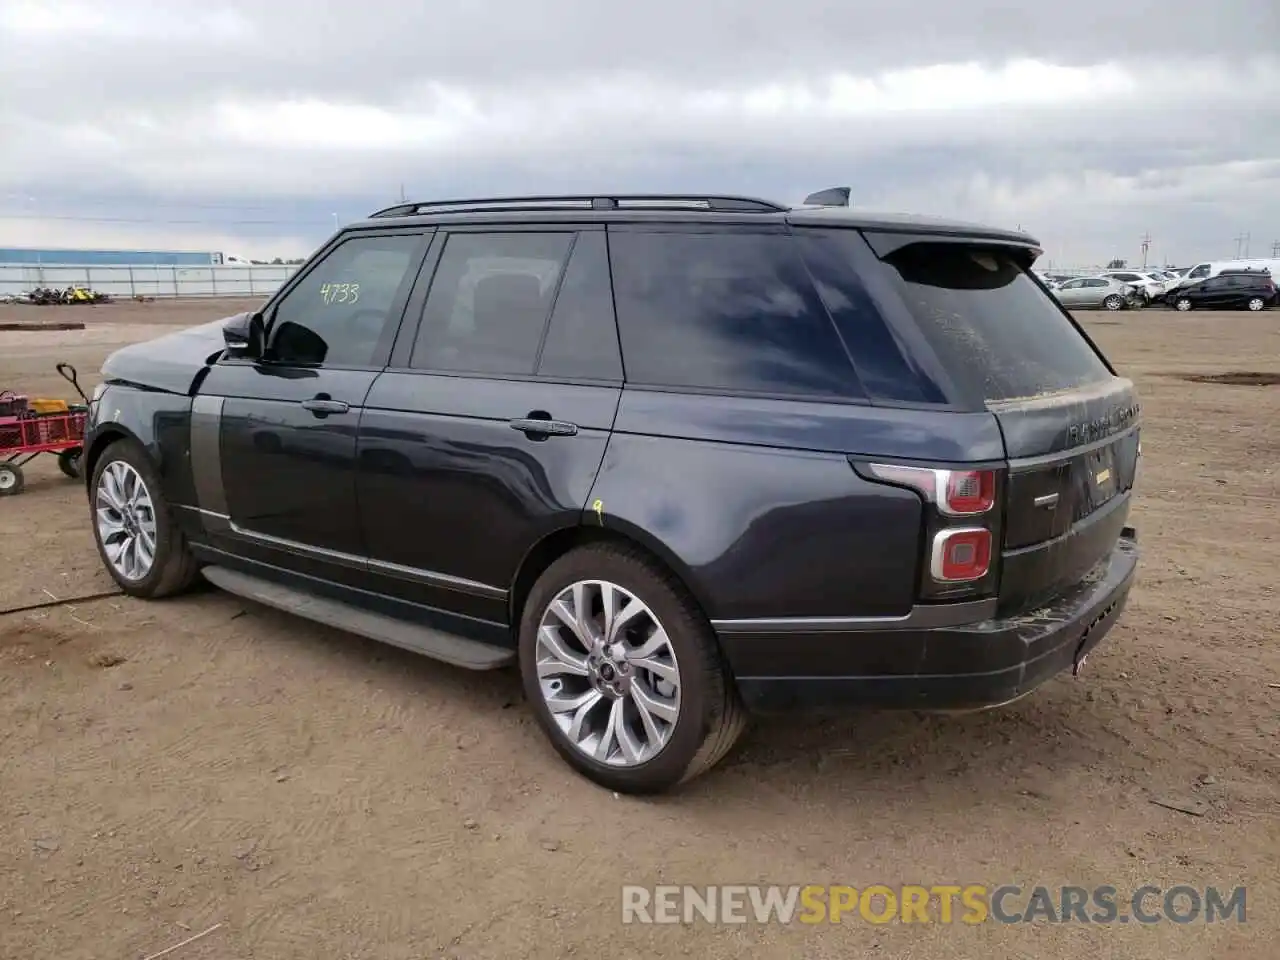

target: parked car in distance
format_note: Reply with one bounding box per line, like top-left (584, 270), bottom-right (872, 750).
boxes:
top-left (1165, 269), bottom-right (1276, 311)
top-left (1052, 276), bottom-right (1142, 310)
top-left (81, 189), bottom-right (1141, 794)
top-left (1101, 270), bottom-right (1167, 302)
top-left (1171, 258), bottom-right (1280, 290)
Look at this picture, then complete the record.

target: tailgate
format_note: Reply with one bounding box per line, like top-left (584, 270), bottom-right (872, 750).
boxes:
top-left (991, 378), bottom-right (1141, 613)
top-left (847, 232), bottom-right (1142, 613)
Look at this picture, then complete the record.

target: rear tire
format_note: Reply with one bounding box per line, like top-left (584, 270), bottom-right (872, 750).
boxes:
top-left (518, 543), bottom-right (746, 794)
top-left (1103, 294), bottom-right (1123, 311)
top-left (90, 438), bottom-right (200, 598)
top-left (1247, 297), bottom-right (1265, 312)
top-left (0, 462), bottom-right (24, 496)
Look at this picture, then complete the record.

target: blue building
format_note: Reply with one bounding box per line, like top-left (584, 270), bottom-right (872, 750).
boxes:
top-left (0, 247), bottom-right (221, 266)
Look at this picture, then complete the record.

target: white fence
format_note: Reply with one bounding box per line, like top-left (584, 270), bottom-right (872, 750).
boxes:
top-left (0, 263), bottom-right (300, 300)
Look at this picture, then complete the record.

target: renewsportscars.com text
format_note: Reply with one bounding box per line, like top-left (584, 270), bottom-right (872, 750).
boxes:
top-left (621, 884), bottom-right (1247, 925)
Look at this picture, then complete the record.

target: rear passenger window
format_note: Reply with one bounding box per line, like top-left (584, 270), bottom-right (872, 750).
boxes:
top-left (794, 230), bottom-right (947, 404)
top-left (536, 232), bottom-right (622, 381)
top-left (411, 232), bottom-right (573, 375)
top-left (608, 231), bottom-right (864, 399)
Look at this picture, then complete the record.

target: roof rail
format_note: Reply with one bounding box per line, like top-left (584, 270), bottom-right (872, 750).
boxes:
top-left (366, 193), bottom-right (789, 218)
top-left (802, 186), bottom-right (851, 207)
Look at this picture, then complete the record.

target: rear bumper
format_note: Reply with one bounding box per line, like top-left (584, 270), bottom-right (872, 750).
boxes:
top-left (719, 531), bottom-right (1139, 712)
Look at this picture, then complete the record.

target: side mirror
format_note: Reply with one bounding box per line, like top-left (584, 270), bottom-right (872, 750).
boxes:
top-left (223, 311), bottom-right (265, 359)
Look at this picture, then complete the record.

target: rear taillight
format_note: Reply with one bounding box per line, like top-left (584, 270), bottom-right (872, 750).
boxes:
top-left (942, 470), bottom-right (996, 515)
top-left (862, 464), bottom-right (997, 516)
top-left (856, 461), bottom-right (1003, 601)
top-left (931, 528), bottom-right (992, 582)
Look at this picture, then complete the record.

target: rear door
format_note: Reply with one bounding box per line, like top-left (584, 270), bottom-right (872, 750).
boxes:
top-left (859, 237), bottom-right (1140, 613)
top-left (356, 226), bottom-right (622, 628)
top-left (1084, 278), bottom-right (1114, 306)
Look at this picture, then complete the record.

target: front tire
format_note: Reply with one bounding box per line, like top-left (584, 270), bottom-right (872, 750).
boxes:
top-left (90, 439), bottom-right (199, 598)
top-left (1175, 297), bottom-right (1192, 312)
top-left (518, 544), bottom-right (746, 794)
top-left (57, 447), bottom-right (82, 479)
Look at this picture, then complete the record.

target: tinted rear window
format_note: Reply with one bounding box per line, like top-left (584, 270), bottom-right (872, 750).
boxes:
top-left (609, 230), bottom-right (865, 399)
top-left (873, 242), bottom-right (1112, 402)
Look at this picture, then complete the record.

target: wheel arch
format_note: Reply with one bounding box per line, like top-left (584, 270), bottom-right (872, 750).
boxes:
top-left (83, 423), bottom-right (145, 491)
top-left (508, 521), bottom-right (716, 633)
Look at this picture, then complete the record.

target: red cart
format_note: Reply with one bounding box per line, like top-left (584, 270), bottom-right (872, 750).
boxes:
top-left (0, 363), bottom-right (90, 496)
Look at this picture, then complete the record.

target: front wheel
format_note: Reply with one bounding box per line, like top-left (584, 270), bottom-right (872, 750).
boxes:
top-left (518, 544), bottom-right (746, 794)
top-left (1175, 298), bottom-right (1193, 312)
top-left (57, 447), bottom-right (82, 479)
top-left (1103, 294), bottom-right (1124, 311)
top-left (90, 439), bottom-right (200, 598)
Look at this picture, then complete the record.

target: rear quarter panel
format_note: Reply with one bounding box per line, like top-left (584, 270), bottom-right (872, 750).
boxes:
top-left (590, 389), bottom-right (1006, 620)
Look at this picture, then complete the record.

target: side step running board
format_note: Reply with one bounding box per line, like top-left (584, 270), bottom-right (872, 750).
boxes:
top-left (201, 566), bottom-right (516, 671)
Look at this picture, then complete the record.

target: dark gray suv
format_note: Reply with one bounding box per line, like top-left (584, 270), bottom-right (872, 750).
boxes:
top-left (82, 189), bottom-right (1141, 793)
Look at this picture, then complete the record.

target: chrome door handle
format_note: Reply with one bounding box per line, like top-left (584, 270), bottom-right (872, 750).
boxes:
top-left (509, 417), bottom-right (578, 437)
top-left (301, 398), bottom-right (349, 415)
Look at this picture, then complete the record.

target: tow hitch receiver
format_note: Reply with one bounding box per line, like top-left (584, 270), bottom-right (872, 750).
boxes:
top-left (1073, 598), bottom-right (1121, 677)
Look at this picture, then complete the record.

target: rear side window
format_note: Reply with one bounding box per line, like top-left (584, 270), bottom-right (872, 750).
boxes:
top-left (535, 232), bottom-right (623, 381)
top-left (608, 230), bottom-right (864, 399)
top-left (411, 232), bottom-right (572, 375)
top-left (871, 241), bottom-right (1112, 403)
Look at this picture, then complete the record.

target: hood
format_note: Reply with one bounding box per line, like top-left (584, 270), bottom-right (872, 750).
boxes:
top-left (101, 313), bottom-right (243, 395)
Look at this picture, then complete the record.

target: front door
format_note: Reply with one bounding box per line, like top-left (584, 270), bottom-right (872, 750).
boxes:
top-left (1196, 276), bottom-right (1232, 308)
top-left (355, 227), bottom-right (623, 633)
top-left (1055, 279), bottom-right (1087, 307)
top-left (194, 229), bottom-right (430, 581)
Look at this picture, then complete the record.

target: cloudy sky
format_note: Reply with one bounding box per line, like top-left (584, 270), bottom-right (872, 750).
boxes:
top-left (2, 0), bottom-right (1279, 266)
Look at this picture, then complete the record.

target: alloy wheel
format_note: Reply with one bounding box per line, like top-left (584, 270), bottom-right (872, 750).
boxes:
top-left (1247, 298), bottom-right (1265, 311)
top-left (534, 579), bottom-right (682, 767)
top-left (96, 460), bottom-right (158, 581)
top-left (1176, 299), bottom-right (1192, 311)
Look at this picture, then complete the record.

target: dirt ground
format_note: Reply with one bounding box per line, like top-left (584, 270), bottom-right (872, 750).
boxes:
top-left (1, 298), bottom-right (1276, 959)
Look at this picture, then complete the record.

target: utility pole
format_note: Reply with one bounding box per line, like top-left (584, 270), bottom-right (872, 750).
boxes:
top-left (1234, 232), bottom-right (1251, 259)
top-left (1140, 232), bottom-right (1151, 269)
top-left (399, 183), bottom-right (406, 202)
top-left (1271, 240), bottom-right (1280, 258)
